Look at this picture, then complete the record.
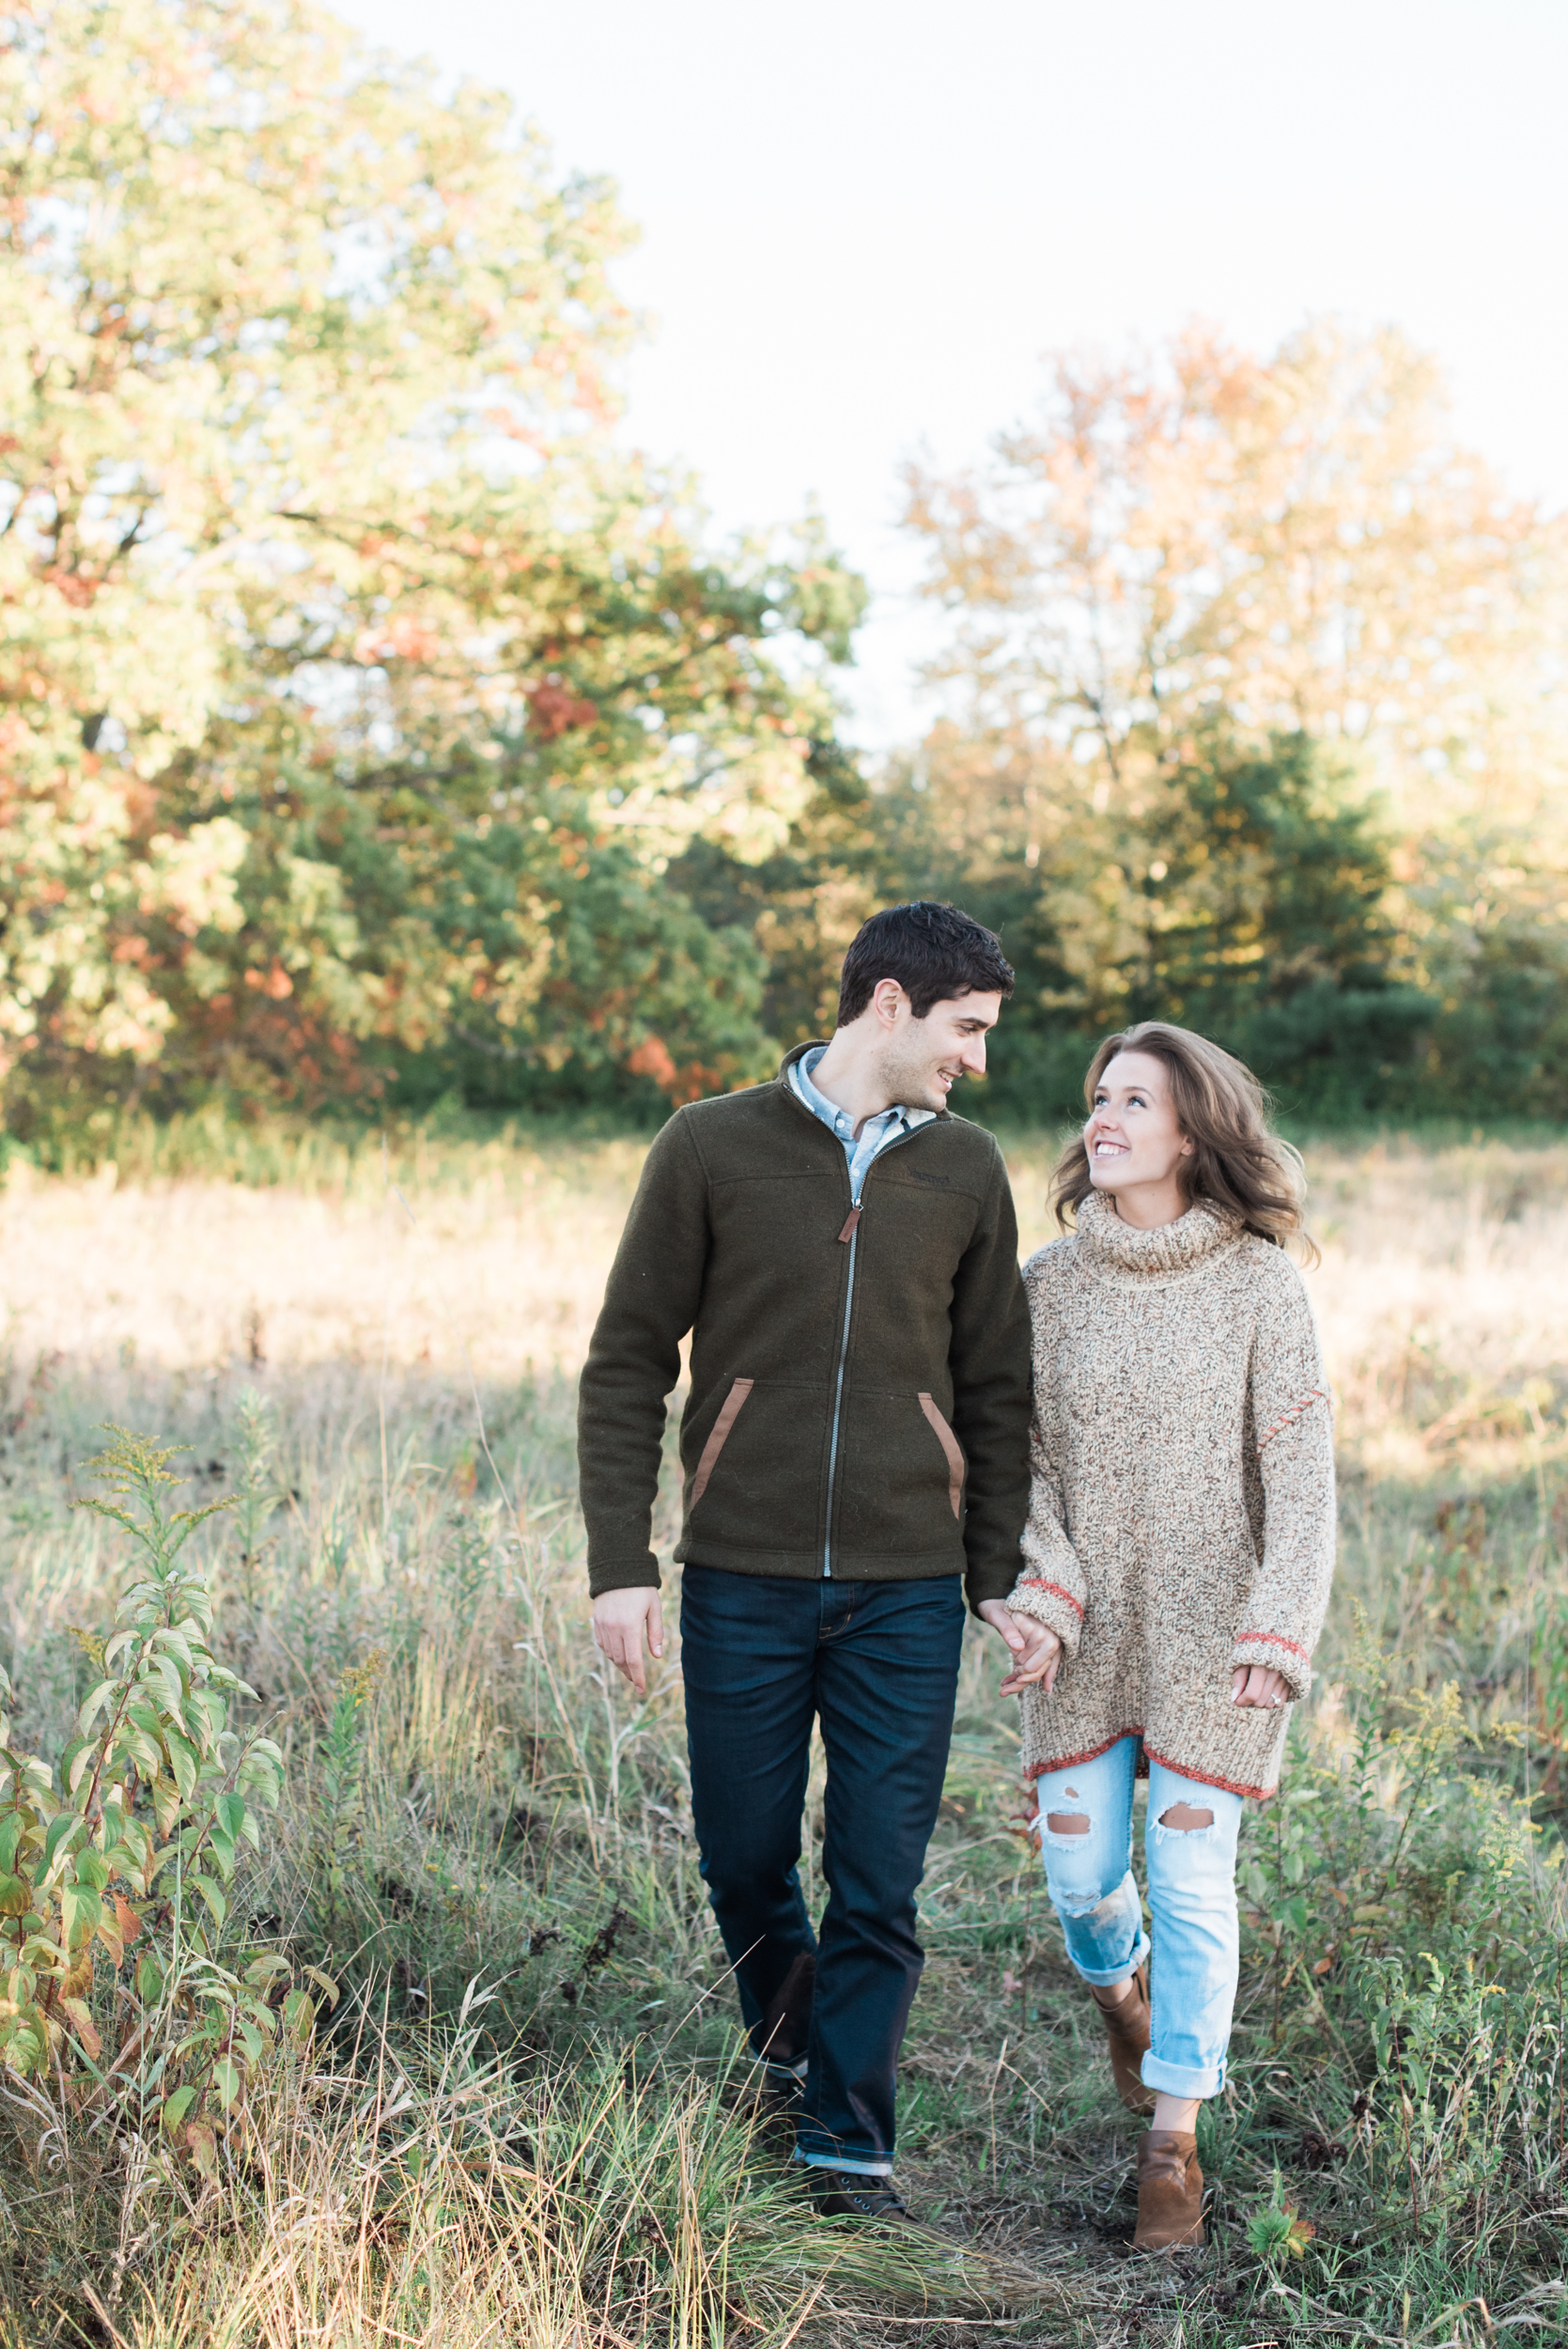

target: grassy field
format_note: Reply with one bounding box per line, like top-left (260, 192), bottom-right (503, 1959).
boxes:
top-left (0, 1126), bottom-right (1565, 2346)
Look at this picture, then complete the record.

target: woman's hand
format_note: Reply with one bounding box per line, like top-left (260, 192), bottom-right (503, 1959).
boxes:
top-left (978, 1602), bottom-right (1063, 1698)
top-left (1231, 1664), bottom-right (1291, 1708)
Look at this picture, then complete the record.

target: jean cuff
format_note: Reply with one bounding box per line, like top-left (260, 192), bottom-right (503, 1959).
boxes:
top-left (1065, 1927), bottom-right (1151, 1988)
top-left (1142, 2051), bottom-right (1225, 2099)
top-left (794, 2144), bottom-right (893, 2176)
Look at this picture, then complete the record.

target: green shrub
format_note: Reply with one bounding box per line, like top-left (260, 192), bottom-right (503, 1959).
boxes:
top-left (0, 1431), bottom-right (330, 2176)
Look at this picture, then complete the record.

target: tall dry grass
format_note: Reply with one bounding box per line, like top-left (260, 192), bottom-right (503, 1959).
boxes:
top-left (9, 1129), bottom-right (1568, 1412)
top-left (0, 1123), bottom-right (1564, 2346)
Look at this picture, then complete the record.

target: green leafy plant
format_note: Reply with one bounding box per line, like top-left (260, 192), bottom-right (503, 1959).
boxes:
top-left (229, 1385), bottom-right (286, 1613)
top-left (1238, 1612), bottom-right (1475, 2033)
top-left (312, 1649), bottom-right (388, 1945)
top-left (1247, 2168), bottom-right (1316, 2264)
top-left (0, 1429), bottom-right (329, 2171)
top-left (1367, 1952), bottom-right (1518, 2230)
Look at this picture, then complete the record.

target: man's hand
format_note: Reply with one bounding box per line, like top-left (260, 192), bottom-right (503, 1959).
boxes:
top-left (1231, 1664), bottom-right (1291, 1708)
top-left (592, 1586), bottom-right (665, 1696)
top-left (977, 1601), bottom-right (1063, 1699)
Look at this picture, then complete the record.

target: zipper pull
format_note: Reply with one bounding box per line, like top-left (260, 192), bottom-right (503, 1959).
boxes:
top-left (837, 1206), bottom-right (862, 1243)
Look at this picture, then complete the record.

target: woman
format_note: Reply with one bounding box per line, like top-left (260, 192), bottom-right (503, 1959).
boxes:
top-left (1000, 1022), bottom-right (1336, 2252)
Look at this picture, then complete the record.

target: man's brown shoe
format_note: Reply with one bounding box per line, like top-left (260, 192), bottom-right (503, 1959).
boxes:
top-left (1094, 1968), bottom-right (1157, 2115)
top-left (806, 2169), bottom-right (913, 2224)
top-left (1133, 2129), bottom-right (1204, 2250)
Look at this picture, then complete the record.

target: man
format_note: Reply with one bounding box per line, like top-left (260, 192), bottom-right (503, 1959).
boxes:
top-left (579, 900), bottom-right (1052, 2218)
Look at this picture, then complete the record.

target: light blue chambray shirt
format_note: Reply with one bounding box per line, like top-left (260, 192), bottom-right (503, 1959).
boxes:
top-left (789, 1045), bottom-right (936, 1203)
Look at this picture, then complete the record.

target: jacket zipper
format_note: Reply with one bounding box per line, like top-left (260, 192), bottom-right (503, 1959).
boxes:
top-left (820, 1123), bottom-right (925, 1579)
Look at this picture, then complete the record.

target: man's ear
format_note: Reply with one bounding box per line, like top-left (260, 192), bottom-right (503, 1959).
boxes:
top-left (871, 978), bottom-right (908, 1028)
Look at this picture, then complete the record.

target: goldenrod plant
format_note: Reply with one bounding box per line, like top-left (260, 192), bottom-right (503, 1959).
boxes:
top-left (0, 1431), bottom-right (330, 2175)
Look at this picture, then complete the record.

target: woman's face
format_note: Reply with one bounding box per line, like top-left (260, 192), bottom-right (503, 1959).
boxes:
top-left (1084, 1050), bottom-right (1194, 1205)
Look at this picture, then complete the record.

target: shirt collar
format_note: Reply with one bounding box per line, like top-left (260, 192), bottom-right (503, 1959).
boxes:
top-left (791, 1044), bottom-right (936, 1142)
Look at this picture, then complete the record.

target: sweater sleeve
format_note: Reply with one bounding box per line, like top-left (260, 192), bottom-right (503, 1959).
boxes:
top-left (946, 1143), bottom-right (1032, 1613)
top-left (576, 1111), bottom-right (711, 1596)
top-left (1231, 1262), bottom-right (1338, 1700)
top-left (1004, 1411), bottom-right (1090, 1659)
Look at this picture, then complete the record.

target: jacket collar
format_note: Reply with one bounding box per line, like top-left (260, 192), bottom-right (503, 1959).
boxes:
top-left (779, 1039), bottom-right (829, 1082)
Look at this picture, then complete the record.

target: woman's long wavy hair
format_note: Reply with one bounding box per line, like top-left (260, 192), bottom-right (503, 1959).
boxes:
top-left (1050, 1020), bottom-right (1316, 1263)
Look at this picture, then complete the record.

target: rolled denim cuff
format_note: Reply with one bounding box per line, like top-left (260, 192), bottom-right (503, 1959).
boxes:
top-left (1063, 1927), bottom-right (1151, 1989)
top-left (1142, 2050), bottom-right (1226, 2099)
top-left (794, 2144), bottom-right (893, 2175)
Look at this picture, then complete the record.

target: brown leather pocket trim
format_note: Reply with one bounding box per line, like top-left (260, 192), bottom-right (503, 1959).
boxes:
top-left (690, 1377), bottom-right (754, 1507)
top-left (918, 1392), bottom-right (965, 1520)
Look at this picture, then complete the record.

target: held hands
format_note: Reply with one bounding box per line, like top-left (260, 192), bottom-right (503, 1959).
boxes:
top-left (977, 1601), bottom-right (1063, 1699)
top-left (592, 1586), bottom-right (664, 1695)
top-left (590, 1588), bottom-right (1290, 1711)
top-left (1231, 1665), bottom-right (1291, 1707)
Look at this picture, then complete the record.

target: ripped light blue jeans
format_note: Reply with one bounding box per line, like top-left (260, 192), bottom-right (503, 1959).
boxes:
top-left (1030, 1736), bottom-right (1243, 2099)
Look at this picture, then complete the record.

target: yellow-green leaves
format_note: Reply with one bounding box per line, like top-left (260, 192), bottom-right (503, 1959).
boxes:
top-left (3, 0), bottom-right (861, 1128)
top-left (0, 1421), bottom-right (294, 2170)
top-left (1247, 2185), bottom-right (1317, 2264)
top-left (162, 2085), bottom-right (197, 2137)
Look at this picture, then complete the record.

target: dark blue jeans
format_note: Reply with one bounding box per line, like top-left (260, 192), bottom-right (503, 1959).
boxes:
top-left (679, 1563), bottom-right (966, 2172)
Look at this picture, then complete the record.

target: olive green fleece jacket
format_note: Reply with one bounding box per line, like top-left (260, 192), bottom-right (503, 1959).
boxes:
top-left (577, 1046), bottom-right (1032, 1608)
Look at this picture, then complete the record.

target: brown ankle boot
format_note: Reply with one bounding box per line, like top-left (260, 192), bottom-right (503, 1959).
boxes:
top-left (1093, 1968), bottom-right (1156, 2115)
top-left (1134, 2129), bottom-right (1204, 2250)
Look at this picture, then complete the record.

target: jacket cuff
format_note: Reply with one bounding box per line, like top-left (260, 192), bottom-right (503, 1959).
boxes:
top-left (964, 1555), bottom-right (1026, 1615)
top-left (1230, 1628), bottom-right (1312, 1701)
top-left (1003, 1578), bottom-right (1084, 1659)
top-left (587, 1555), bottom-right (663, 1599)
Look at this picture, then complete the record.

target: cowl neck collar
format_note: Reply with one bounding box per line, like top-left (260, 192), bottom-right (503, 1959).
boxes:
top-left (1074, 1188), bottom-right (1244, 1280)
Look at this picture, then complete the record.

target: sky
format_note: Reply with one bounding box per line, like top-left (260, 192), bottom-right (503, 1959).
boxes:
top-left (338, 0), bottom-right (1568, 749)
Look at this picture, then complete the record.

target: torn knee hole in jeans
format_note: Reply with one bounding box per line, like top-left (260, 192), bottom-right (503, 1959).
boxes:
top-left (1157, 1801), bottom-right (1215, 1831)
top-left (1045, 1786), bottom-right (1089, 1836)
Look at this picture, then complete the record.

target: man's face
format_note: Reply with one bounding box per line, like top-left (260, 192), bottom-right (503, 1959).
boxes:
top-left (880, 990), bottom-right (1002, 1112)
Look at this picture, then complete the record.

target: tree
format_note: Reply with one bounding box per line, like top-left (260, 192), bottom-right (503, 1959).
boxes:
top-left (903, 321), bottom-right (1564, 830)
top-left (886, 726), bottom-right (1427, 1121)
top-left (895, 323), bottom-right (1568, 1120)
top-left (0, 0), bottom-right (863, 1131)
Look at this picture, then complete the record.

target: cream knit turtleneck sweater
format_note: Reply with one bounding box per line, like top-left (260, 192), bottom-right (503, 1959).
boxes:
top-left (1004, 1190), bottom-right (1337, 1800)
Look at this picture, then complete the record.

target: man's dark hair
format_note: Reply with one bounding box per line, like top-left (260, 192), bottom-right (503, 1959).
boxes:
top-left (836, 902), bottom-right (1015, 1026)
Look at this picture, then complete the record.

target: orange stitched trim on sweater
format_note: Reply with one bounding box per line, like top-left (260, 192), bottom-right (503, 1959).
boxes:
top-left (1028, 1735), bottom-right (1279, 1803)
top-left (1255, 1387), bottom-right (1327, 1452)
top-left (1025, 1730), bottom-right (1141, 1779)
top-left (1017, 1579), bottom-right (1084, 1620)
top-left (1235, 1629), bottom-right (1311, 1660)
top-left (1142, 1743), bottom-right (1274, 1803)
